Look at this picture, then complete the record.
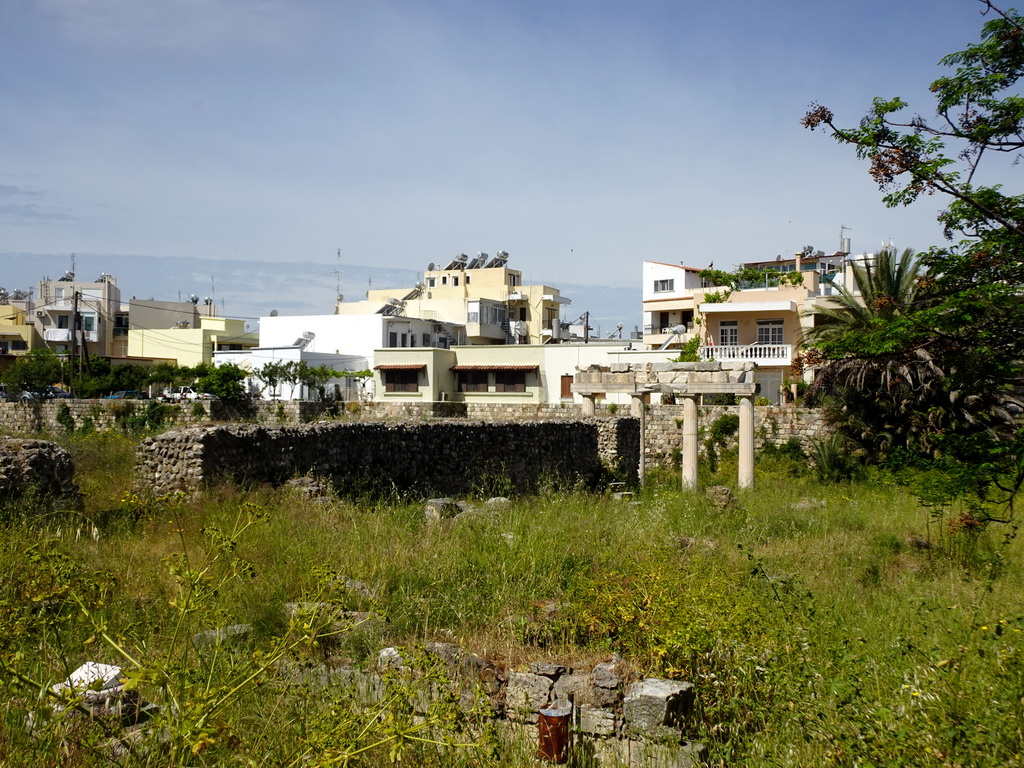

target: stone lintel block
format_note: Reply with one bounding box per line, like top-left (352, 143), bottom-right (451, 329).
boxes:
top-left (694, 362), bottom-right (720, 372)
top-left (674, 383), bottom-right (757, 395)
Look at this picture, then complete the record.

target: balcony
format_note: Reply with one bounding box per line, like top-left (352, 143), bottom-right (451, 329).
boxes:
top-left (699, 343), bottom-right (792, 365)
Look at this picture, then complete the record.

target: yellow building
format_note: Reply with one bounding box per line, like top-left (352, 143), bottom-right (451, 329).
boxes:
top-left (127, 315), bottom-right (259, 367)
top-left (336, 252), bottom-right (571, 345)
top-left (0, 297), bottom-right (41, 356)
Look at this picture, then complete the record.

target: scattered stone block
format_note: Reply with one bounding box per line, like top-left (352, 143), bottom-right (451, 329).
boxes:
top-left (423, 498), bottom-right (461, 523)
top-left (578, 705), bottom-right (617, 736)
top-left (530, 661), bottom-right (566, 678)
top-left (505, 672), bottom-right (552, 722)
top-left (705, 486), bottom-right (733, 509)
top-left (553, 672), bottom-right (590, 704)
top-left (192, 623), bottom-right (251, 648)
top-left (623, 679), bottom-right (695, 736)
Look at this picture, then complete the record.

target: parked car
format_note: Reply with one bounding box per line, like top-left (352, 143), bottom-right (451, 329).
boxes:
top-left (42, 386), bottom-right (72, 399)
top-left (105, 390), bottom-right (148, 400)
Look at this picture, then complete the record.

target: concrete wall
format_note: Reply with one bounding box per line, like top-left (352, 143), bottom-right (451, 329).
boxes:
top-left (136, 419), bottom-right (637, 498)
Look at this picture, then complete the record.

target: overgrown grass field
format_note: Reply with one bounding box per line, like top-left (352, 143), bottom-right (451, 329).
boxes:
top-left (2, 431), bottom-right (1023, 765)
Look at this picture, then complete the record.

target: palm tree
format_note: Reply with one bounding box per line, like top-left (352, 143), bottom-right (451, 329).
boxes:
top-left (804, 246), bottom-right (927, 350)
top-left (801, 247), bottom-right (1012, 461)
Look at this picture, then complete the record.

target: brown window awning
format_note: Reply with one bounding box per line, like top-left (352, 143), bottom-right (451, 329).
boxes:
top-left (374, 364), bottom-right (427, 371)
top-left (450, 364), bottom-right (539, 371)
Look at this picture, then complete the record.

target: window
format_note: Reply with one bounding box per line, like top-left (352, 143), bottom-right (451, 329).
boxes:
top-left (458, 371), bottom-right (488, 392)
top-left (82, 315), bottom-right (96, 332)
top-left (757, 319), bottom-right (784, 345)
top-left (452, 276), bottom-right (459, 287)
top-left (719, 320), bottom-right (738, 346)
top-left (400, 333), bottom-right (408, 347)
top-left (12, 340), bottom-right (27, 351)
top-left (57, 315), bottom-right (69, 329)
top-left (388, 331), bottom-right (398, 347)
top-left (465, 275), bottom-right (471, 285)
top-left (426, 277), bottom-right (436, 288)
top-left (55, 288), bottom-right (65, 300)
top-left (495, 370), bottom-right (526, 392)
top-left (654, 279), bottom-right (675, 293)
top-left (422, 333), bottom-right (431, 346)
top-left (383, 370), bottom-right (419, 392)
top-left (508, 273), bottom-right (519, 287)
top-left (441, 276), bottom-right (448, 285)
top-left (519, 307), bottom-right (527, 321)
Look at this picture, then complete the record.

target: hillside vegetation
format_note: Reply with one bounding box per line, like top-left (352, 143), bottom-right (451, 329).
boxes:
top-left (2, 431), bottom-right (1023, 766)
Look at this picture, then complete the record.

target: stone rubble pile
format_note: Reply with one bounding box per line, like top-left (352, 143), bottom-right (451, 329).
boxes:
top-left (0, 437), bottom-right (81, 510)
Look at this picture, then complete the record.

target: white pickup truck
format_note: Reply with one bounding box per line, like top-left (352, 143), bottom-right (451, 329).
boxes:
top-left (160, 386), bottom-right (218, 402)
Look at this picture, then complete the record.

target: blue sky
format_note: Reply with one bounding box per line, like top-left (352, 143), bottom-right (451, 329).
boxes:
top-left (0, 0), bottom-right (1006, 311)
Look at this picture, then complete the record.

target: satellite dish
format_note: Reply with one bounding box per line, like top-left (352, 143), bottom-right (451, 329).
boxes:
top-left (337, 293), bottom-right (344, 303)
top-left (616, 322), bottom-right (624, 330)
top-left (270, 309), bottom-right (279, 317)
top-left (514, 320), bottom-right (528, 335)
top-left (672, 324), bottom-right (686, 335)
top-left (427, 262), bottom-right (436, 271)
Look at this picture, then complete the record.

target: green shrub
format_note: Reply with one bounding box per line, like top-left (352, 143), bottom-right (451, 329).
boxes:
top-left (808, 433), bottom-right (863, 483)
top-left (55, 403), bottom-right (75, 433)
top-left (191, 401), bottom-right (207, 419)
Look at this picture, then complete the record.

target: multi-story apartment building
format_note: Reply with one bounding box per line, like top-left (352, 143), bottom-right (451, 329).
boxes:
top-left (641, 248), bottom-right (862, 403)
top-left (335, 252), bottom-right (572, 345)
top-left (35, 272), bottom-right (121, 358)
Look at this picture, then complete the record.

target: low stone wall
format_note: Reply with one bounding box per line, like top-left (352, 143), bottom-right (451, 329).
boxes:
top-left (1, 399), bottom-right (827, 475)
top-left (643, 404), bottom-right (829, 466)
top-left (137, 419), bottom-right (638, 498)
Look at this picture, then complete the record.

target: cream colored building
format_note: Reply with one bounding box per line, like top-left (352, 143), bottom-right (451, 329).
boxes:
top-left (35, 272), bottom-right (121, 358)
top-left (372, 342), bottom-right (687, 406)
top-left (128, 315), bottom-right (259, 367)
top-left (336, 252), bottom-right (571, 345)
top-left (641, 249), bottom-right (860, 403)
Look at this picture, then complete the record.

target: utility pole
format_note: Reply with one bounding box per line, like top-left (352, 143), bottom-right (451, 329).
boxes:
top-left (69, 290), bottom-right (79, 394)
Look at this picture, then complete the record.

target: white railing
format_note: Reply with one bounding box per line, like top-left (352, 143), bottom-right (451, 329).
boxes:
top-left (699, 344), bottom-right (791, 364)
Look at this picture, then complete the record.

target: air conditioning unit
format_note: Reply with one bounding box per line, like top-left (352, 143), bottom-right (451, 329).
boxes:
top-left (36, 311), bottom-right (44, 317)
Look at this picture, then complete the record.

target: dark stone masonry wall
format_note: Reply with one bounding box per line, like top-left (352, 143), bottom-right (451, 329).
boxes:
top-left (137, 419), bottom-right (639, 498)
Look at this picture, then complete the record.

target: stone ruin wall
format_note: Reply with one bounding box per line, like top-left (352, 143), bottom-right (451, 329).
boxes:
top-left (0, 438), bottom-right (80, 509)
top-left (137, 419), bottom-right (638, 498)
top-left (0, 395), bottom-right (825, 479)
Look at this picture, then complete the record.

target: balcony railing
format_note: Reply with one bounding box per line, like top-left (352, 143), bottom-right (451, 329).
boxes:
top-left (699, 343), bottom-right (791, 364)
top-left (643, 322), bottom-right (695, 335)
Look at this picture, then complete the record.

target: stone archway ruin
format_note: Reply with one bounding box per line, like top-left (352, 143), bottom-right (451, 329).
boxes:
top-left (573, 362), bottom-right (758, 489)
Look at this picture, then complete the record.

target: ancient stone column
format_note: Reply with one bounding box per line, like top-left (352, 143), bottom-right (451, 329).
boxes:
top-left (738, 394), bottom-right (754, 489)
top-left (631, 392), bottom-right (648, 484)
top-left (580, 395), bottom-right (596, 417)
top-left (681, 394), bottom-right (699, 489)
